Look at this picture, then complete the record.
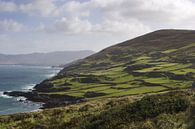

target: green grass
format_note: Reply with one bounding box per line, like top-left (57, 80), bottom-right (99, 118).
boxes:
top-left (172, 68), bottom-right (195, 75)
top-left (35, 43), bottom-right (194, 101)
top-left (143, 78), bottom-right (171, 84)
top-left (162, 49), bottom-right (178, 54)
top-left (133, 55), bottom-right (151, 64)
top-left (107, 86), bottom-right (167, 97)
top-left (179, 43), bottom-right (195, 49)
top-left (112, 74), bottom-right (134, 83)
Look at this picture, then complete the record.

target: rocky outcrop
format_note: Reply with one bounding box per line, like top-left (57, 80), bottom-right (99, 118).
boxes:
top-left (192, 82), bottom-right (195, 88)
top-left (4, 91), bottom-right (85, 109)
top-left (84, 91), bottom-right (106, 98)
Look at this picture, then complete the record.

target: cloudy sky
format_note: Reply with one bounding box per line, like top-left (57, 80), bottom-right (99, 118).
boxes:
top-left (1, 0), bottom-right (195, 54)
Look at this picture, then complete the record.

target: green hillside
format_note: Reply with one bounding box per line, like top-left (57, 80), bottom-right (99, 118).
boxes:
top-left (1, 29), bottom-right (195, 129)
top-left (31, 29), bottom-right (195, 105)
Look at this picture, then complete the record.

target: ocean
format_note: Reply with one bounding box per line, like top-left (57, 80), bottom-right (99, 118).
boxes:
top-left (0, 65), bottom-right (61, 115)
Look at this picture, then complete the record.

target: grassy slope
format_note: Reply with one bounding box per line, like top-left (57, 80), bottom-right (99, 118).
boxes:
top-left (33, 30), bottom-right (195, 101)
top-left (0, 29), bottom-right (195, 128)
top-left (0, 91), bottom-right (195, 129)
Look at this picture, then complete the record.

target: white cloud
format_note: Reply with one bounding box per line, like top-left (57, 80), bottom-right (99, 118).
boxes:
top-left (36, 17), bottom-right (92, 34)
top-left (2, 0), bottom-right (195, 53)
top-left (36, 0), bottom-right (194, 35)
top-left (58, 1), bottom-right (94, 17)
top-left (94, 18), bottom-right (150, 36)
top-left (1, 0), bottom-right (195, 35)
top-left (1, 0), bottom-right (195, 21)
top-left (0, 1), bottom-right (17, 12)
top-left (0, 19), bottom-right (24, 32)
top-left (54, 17), bottom-right (92, 34)
top-left (38, 16), bottom-right (150, 38)
top-left (64, 0), bottom-right (195, 24)
top-left (19, 0), bottom-right (57, 16)
top-left (101, 0), bottom-right (195, 24)
top-left (0, 0), bottom-right (59, 16)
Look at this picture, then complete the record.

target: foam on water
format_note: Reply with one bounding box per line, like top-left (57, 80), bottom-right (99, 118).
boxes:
top-left (45, 73), bottom-right (56, 78)
top-left (0, 91), bottom-right (12, 98)
top-left (0, 65), bottom-right (60, 115)
top-left (45, 68), bottom-right (62, 78)
top-left (16, 96), bottom-right (27, 101)
top-left (22, 83), bottom-right (36, 91)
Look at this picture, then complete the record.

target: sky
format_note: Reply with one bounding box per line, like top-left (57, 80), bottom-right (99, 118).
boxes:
top-left (1, 0), bottom-right (195, 54)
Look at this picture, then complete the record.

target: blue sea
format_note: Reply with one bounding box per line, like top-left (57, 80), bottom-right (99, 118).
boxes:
top-left (0, 65), bottom-right (61, 115)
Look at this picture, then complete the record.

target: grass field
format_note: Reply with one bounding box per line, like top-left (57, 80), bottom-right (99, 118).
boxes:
top-left (33, 43), bottom-right (194, 101)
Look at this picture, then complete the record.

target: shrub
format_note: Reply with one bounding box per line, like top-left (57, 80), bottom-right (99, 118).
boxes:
top-left (82, 93), bottom-right (190, 129)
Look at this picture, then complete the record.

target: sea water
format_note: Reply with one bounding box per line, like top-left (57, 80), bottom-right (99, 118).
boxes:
top-left (0, 65), bottom-right (61, 115)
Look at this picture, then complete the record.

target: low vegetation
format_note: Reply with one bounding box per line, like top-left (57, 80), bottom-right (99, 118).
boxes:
top-left (0, 91), bottom-right (194, 129)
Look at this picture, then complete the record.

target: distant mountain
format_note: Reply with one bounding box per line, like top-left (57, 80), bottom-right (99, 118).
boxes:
top-left (0, 50), bottom-right (94, 66)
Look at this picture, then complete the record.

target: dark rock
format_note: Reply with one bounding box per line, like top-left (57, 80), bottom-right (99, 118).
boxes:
top-left (150, 51), bottom-right (164, 59)
top-left (133, 79), bottom-right (163, 86)
top-left (34, 81), bottom-right (54, 92)
top-left (130, 71), bottom-right (192, 81)
top-left (64, 82), bottom-right (72, 86)
top-left (4, 91), bottom-right (85, 109)
top-left (84, 91), bottom-right (106, 98)
top-left (124, 64), bottom-right (154, 74)
top-left (192, 82), bottom-right (195, 88)
top-left (72, 76), bottom-right (101, 83)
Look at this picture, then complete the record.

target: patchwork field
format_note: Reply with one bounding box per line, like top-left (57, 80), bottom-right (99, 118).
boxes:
top-left (33, 42), bottom-right (194, 102)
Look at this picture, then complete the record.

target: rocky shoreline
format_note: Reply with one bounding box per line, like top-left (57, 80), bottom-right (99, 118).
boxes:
top-left (3, 85), bottom-right (86, 109)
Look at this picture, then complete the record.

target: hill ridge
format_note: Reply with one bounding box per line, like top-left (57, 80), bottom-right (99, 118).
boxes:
top-left (5, 29), bottom-right (195, 109)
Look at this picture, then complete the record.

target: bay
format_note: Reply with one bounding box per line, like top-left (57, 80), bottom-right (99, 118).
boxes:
top-left (0, 65), bottom-right (61, 115)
